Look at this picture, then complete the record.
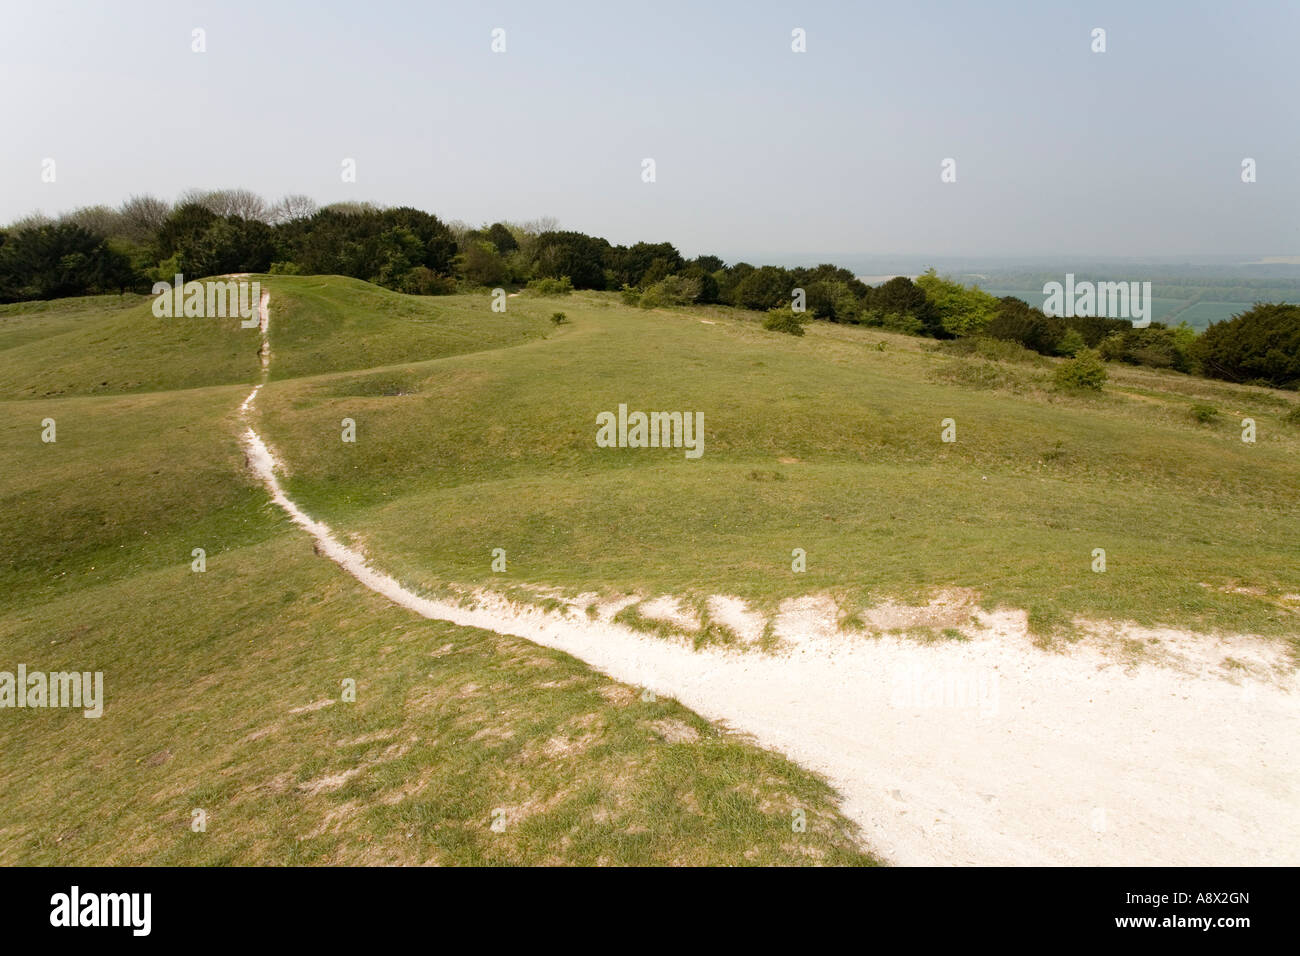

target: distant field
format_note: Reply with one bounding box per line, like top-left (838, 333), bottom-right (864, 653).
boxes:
top-left (979, 289), bottom-right (1260, 330)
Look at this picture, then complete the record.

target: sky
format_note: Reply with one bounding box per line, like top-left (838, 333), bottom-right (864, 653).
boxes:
top-left (2, 0), bottom-right (1297, 261)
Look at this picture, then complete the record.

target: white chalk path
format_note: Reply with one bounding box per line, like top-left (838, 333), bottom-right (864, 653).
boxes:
top-left (238, 292), bottom-right (1300, 865)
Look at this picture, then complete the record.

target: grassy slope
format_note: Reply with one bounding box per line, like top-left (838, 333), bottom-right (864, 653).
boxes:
top-left (0, 280), bottom-right (875, 865)
top-left (251, 287), bottom-right (1300, 640)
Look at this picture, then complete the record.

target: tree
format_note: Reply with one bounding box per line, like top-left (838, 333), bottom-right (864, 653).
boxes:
top-left (1193, 303), bottom-right (1300, 388)
top-left (180, 188), bottom-right (269, 222)
top-left (0, 223), bottom-right (136, 301)
top-left (60, 205), bottom-right (123, 239)
top-left (484, 222), bottom-right (518, 253)
top-left (732, 265), bottom-right (793, 310)
top-left (533, 231), bottom-right (610, 289)
top-left (186, 217), bottom-right (275, 276)
top-left (155, 202), bottom-right (219, 260)
top-left (986, 296), bottom-right (1064, 355)
top-left (267, 194), bottom-right (318, 224)
top-left (458, 240), bottom-right (508, 285)
top-left (864, 276), bottom-right (943, 337)
top-left (118, 194), bottom-right (171, 244)
top-left (915, 268), bottom-right (999, 337)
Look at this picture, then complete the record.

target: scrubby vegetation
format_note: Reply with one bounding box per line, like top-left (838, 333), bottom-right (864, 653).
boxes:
top-left (4, 189), bottom-right (1298, 390)
top-left (1052, 348), bottom-right (1108, 392)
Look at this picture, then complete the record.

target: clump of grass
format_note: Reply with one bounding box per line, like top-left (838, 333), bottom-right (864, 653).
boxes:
top-left (690, 597), bottom-right (741, 649)
top-left (1041, 439), bottom-right (1067, 463)
top-left (550, 312), bottom-right (568, 325)
top-left (613, 601), bottom-right (694, 643)
top-left (748, 469), bottom-right (785, 482)
top-left (934, 357), bottom-right (1030, 392)
top-left (1282, 405), bottom-right (1300, 426)
top-left (937, 337), bottom-right (1048, 366)
top-left (1189, 403), bottom-right (1220, 424)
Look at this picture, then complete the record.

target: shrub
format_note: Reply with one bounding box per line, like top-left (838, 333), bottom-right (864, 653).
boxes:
top-left (1056, 328), bottom-right (1086, 357)
top-left (1193, 303), bottom-right (1300, 389)
top-left (639, 274), bottom-right (700, 308)
top-left (762, 308), bottom-right (807, 336)
top-left (1097, 324), bottom-right (1194, 373)
top-left (986, 296), bottom-right (1063, 355)
top-left (1053, 348), bottom-right (1107, 391)
top-left (915, 268), bottom-right (999, 337)
top-left (526, 275), bottom-right (573, 296)
top-left (619, 283), bottom-right (640, 306)
top-left (1189, 403), bottom-right (1219, 424)
top-left (550, 312), bottom-right (567, 325)
top-left (863, 309), bottom-right (925, 336)
top-left (401, 267), bottom-right (455, 295)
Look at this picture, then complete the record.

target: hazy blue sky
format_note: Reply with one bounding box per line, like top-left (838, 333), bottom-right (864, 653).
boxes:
top-left (2, 0), bottom-right (1297, 260)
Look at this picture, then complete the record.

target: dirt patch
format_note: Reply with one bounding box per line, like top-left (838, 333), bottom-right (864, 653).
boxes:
top-left (647, 718), bottom-right (700, 744)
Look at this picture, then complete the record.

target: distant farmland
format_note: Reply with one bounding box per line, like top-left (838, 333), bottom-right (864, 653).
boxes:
top-left (980, 290), bottom-right (1253, 329)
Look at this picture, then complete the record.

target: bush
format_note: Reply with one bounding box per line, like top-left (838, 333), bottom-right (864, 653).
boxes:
top-left (639, 274), bottom-right (700, 308)
top-left (1193, 303), bottom-right (1300, 389)
top-left (762, 308), bottom-right (807, 336)
top-left (1056, 328), bottom-right (1086, 357)
top-left (862, 309), bottom-right (925, 336)
top-left (526, 275), bottom-right (573, 296)
top-left (1053, 348), bottom-right (1107, 391)
top-left (1098, 324), bottom-right (1194, 373)
top-left (945, 337), bottom-right (1047, 365)
top-left (1189, 403), bottom-right (1219, 424)
top-left (401, 266), bottom-right (455, 295)
top-left (619, 284), bottom-right (641, 306)
top-left (985, 296), bottom-right (1063, 354)
top-left (550, 312), bottom-right (567, 325)
top-left (915, 268), bottom-right (999, 337)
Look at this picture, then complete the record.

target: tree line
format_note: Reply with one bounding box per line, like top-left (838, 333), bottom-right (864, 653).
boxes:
top-left (2, 189), bottom-right (1296, 389)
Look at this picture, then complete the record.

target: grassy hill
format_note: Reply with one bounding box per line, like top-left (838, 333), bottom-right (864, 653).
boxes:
top-left (2, 274), bottom-right (1296, 864)
top-left (0, 280), bottom-right (875, 865)
top-left (247, 279), bottom-right (1300, 640)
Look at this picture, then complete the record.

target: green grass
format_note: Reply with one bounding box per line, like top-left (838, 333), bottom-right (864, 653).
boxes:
top-left (0, 277), bottom-right (877, 865)
top-left (0, 531), bottom-right (871, 865)
top-left (3, 272), bottom-right (1296, 865)
top-left (247, 283), bottom-right (1300, 640)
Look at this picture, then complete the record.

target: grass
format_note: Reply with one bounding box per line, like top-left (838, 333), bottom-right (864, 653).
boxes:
top-left (245, 282), bottom-right (1299, 641)
top-left (3, 272), bottom-right (1297, 864)
top-left (0, 276), bottom-right (878, 865)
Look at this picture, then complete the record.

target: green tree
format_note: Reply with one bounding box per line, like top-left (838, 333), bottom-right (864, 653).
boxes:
top-left (915, 268), bottom-right (999, 337)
